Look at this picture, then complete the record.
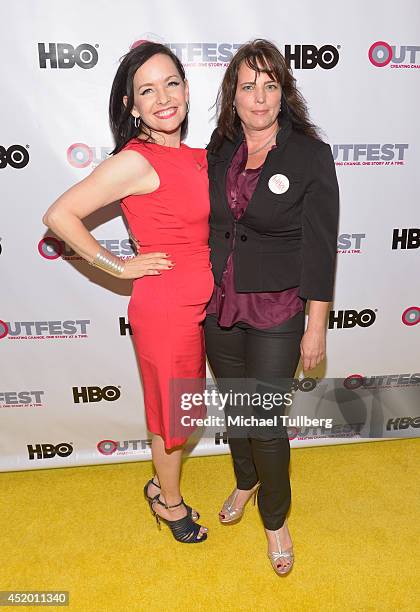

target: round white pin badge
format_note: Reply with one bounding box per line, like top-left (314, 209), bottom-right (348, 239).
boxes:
top-left (268, 174), bottom-right (290, 195)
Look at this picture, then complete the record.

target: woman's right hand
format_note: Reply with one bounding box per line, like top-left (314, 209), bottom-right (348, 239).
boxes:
top-left (121, 252), bottom-right (174, 279)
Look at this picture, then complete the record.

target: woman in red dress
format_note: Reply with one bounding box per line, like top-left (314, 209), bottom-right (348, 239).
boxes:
top-left (43, 42), bottom-right (213, 543)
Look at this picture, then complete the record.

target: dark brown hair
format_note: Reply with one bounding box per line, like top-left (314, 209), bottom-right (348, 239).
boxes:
top-left (109, 41), bottom-right (188, 154)
top-left (210, 39), bottom-right (321, 150)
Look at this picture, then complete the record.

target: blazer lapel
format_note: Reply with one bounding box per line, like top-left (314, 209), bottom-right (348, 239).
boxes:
top-left (240, 118), bottom-right (293, 222)
top-left (208, 118), bottom-right (292, 222)
top-left (208, 135), bottom-right (242, 221)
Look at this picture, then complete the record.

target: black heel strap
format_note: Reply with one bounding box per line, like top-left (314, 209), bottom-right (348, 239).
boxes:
top-left (155, 495), bottom-right (184, 510)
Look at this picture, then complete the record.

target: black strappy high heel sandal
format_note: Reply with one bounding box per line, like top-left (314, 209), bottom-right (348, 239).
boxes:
top-left (150, 495), bottom-right (208, 544)
top-left (143, 478), bottom-right (200, 521)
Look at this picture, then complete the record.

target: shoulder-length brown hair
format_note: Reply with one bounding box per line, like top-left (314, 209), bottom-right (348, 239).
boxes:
top-left (210, 39), bottom-right (321, 150)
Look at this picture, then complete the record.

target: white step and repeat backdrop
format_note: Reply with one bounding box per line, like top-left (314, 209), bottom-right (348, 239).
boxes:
top-left (1, 0), bottom-right (419, 471)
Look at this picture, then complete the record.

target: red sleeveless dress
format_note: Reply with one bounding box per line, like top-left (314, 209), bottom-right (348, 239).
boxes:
top-left (120, 139), bottom-right (214, 449)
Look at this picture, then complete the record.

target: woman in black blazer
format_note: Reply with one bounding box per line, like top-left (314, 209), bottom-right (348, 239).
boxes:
top-left (204, 39), bottom-right (339, 576)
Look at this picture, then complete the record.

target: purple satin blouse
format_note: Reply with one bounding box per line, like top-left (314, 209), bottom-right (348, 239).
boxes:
top-left (207, 139), bottom-right (304, 329)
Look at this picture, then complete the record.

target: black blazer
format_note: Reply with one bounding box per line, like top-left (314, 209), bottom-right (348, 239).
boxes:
top-left (206, 118), bottom-right (340, 302)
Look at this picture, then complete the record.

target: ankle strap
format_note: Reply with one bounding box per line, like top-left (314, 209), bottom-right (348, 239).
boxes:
top-left (155, 495), bottom-right (184, 510)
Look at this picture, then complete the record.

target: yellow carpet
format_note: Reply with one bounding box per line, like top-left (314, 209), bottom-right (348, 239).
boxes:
top-left (1, 439), bottom-right (419, 612)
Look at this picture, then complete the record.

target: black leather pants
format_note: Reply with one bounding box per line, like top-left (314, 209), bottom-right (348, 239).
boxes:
top-left (204, 310), bottom-right (305, 530)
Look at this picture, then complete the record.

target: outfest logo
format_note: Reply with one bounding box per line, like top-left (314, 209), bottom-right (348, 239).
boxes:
top-left (0, 319), bottom-right (90, 340)
top-left (97, 439), bottom-right (150, 455)
top-left (402, 307), bottom-right (420, 327)
top-left (131, 34), bottom-right (242, 67)
top-left (0, 391), bottom-right (45, 408)
top-left (67, 143), bottom-right (112, 168)
top-left (368, 41), bottom-right (420, 69)
top-left (332, 143), bottom-right (409, 166)
top-left (344, 373), bottom-right (420, 390)
top-left (337, 233), bottom-right (366, 254)
top-left (38, 237), bottom-right (134, 261)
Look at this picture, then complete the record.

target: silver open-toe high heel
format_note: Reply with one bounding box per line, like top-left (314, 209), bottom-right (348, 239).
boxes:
top-left (219, 483), bottom-right (260, 524)
top-left (268, 522), bottom-right (294, 576)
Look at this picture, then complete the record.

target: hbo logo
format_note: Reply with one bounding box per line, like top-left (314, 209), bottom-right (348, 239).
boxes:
top-left (290, 377), bottom-right (317, 392)
top-left (72, 385), bottom-right (121, 403)
top-left (329, 309), bottom-right (376, 329)
top-left (386, 417), bottom-right (420, 430)
top-left (0, 145), bottom-right (29, 169)
top-left (392, 228), bottom-right (420, 249)
top-left (28, 443), bottom-right (73, 460)
top-left (38, 43), bottom-right (98, 69)
top-left (285, 44), bottom-right (339, 69)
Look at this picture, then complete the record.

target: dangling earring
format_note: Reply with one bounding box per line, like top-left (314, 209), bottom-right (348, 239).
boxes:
top-left (133, 116), bottom-right (141, 128)
top-left (280, 93), bottom-right (287, 115)
top-left (232, 103), bottom-right (236, 115)
top-left (186, 100), bottom-right (190, 114)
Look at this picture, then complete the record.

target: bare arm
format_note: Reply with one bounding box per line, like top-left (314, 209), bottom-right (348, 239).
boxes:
top-left (306, 300), bottom-right (330, 333)
top-left (42, 150), bottom-right (172, 278)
